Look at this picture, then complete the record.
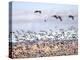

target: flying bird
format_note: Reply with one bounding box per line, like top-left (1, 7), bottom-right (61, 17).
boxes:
top-left (34, 10), bottom-right (42, 14)
top-left (52, 15), bottom-right (58, 19)
top-left (58, 16), bottom-right (62, 21)
top-left (51, 15), bottom-right (62, 21)
top-left (68, 15), bottom-right (74, 20)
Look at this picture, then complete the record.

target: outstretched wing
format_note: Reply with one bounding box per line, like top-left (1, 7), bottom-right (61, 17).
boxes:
top-left (58, 16), bottom-right (62, 21)
top-left (51, 15), bottom-right (58, 19)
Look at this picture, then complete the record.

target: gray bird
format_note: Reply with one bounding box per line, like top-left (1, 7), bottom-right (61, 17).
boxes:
top-left (52, 15), bottom-right (58, 19)
top-left (51, 15), bottom-right (62, 21)
top-left (34, 10), bottom-right (42, 14)
top-left (68, 15), bottom-right (74, 20)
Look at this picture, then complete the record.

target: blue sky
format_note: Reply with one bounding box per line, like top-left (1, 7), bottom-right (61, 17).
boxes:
top-left (12, 2), bottom-right (78, 32)
top-left (12, 2), bottom-right (78, 11)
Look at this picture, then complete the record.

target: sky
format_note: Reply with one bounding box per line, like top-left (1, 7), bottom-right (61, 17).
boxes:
top-left (11, 1), bottom-right (78, 32)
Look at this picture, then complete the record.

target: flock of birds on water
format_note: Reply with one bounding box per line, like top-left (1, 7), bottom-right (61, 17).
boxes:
top-left (34, 10), bottom-right (75, 22)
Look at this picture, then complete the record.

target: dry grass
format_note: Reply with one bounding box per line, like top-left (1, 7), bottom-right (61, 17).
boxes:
top-left (9, 39), bottom-right (78, 58)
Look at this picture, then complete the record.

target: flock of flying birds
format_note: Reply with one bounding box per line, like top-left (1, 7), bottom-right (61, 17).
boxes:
top-left (34, 10), bottom-right (75, 22)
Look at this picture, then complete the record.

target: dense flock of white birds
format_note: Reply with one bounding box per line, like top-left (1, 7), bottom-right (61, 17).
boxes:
top-left (11, 28), bottom-right (78, 42)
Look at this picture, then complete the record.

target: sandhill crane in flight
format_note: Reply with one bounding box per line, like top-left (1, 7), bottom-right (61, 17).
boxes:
top-left (34, 10), bottom-right (42, 14)
top-left (68, 15), bottom-right (74, 20)
top-left (51, 15), bottom-right (62, 21)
